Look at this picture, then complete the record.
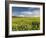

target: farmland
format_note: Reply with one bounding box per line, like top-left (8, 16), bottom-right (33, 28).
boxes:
top-left (12, 17), bottom-right (40, 31)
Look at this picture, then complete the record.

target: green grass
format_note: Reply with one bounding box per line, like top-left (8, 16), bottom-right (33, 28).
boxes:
top-left (12, 17), bottom-right (40, 31)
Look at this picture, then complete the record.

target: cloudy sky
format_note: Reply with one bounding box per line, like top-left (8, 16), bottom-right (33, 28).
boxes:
top-left (12, 7), bottom-right (40, 17)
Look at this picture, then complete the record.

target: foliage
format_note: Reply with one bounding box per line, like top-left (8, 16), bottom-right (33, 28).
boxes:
top-left (12, 17), bottom-right (40, 31)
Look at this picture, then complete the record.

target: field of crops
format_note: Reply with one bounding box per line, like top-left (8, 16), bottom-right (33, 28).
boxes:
top-left (12, 17), bottom-right (40, 31)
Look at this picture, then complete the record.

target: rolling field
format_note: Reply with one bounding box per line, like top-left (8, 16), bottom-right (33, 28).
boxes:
top-left (12, 17), bottom-right (40, 31)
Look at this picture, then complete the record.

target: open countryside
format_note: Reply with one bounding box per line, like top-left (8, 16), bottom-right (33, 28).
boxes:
top-left (12, 7), bottom-right (40, 31)
top-left (12, 16), bottom-right (40, 31)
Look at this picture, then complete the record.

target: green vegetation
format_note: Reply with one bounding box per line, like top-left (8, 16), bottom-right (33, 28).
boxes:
top-left (12, 17), bottom-right (40, 31)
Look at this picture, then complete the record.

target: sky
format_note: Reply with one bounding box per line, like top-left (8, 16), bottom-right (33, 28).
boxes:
top-left (12, 7), bottom-right (40, 17)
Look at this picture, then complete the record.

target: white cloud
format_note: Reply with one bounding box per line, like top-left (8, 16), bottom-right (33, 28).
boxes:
top-left (17, 10), bottom-right (40, 17)
top-left (32, 10), bottom-right (40, 15)
top-left (21, 11), bottom-right (33, 15)
top-left (18, 15), bottom-right (24, 17)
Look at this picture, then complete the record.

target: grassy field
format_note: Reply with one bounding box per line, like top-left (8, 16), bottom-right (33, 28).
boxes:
top-left (12, 17), bottom-right (40, 31)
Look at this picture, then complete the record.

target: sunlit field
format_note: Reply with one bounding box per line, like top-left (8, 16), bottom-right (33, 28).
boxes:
top-left (12, 17), bottom-right (40, 31)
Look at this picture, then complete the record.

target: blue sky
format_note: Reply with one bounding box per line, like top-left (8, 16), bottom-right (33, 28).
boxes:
top-left (12, 7), bottom-right (40, 17)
